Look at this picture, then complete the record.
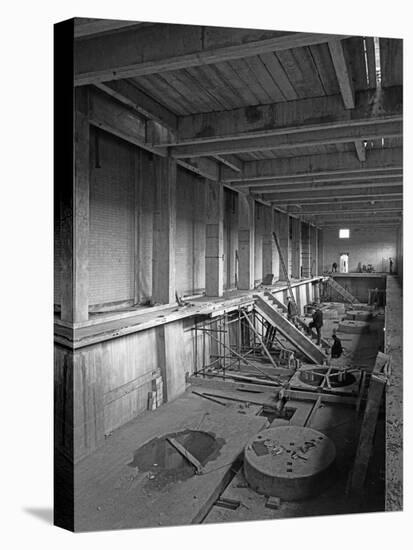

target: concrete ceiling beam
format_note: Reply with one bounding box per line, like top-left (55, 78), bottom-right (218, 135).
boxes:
top-left (222, 148), bottom-right (402, 183)
top-left (175, 86), bottom-right (401, 145)
top-left (75, 25), bottom-right (347, 85)
top-left (267, 186), bottom-right (402, 203)
top-left (169, 120), bottom-right (401, 158)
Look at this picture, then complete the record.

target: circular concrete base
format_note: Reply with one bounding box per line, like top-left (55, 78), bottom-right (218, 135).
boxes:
top-left (298, 367), bottom-right (356, 388)
top-left (349, 304), bottom-right (373, 312)
top-left (338, 319), bottom-right (370, 333)
top-left (345, 310), bottom-right (372, 321)
top-left (244, 426), bottom-right (336, 500)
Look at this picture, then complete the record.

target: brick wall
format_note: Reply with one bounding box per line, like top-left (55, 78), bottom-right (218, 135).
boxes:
top-left (89, 129), bottom-right (135, 306)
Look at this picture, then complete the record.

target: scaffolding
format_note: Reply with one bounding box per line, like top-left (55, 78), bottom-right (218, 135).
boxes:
top-left (193, 305), bottom-right (300, 384)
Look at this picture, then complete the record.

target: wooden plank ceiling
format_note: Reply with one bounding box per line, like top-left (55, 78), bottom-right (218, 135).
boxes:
top-left (74, 19), bottom-right (403, 228)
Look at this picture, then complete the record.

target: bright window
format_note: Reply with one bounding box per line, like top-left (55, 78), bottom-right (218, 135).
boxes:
top-left (339, 229), bottom-right (350, 239)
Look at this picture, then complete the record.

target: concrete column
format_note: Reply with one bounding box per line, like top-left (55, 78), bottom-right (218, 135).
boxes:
top-left (238, 194), bottom-right (255, 290)
top-left (291, 217), bottom-right (302, 279)
top-left (317, 229), bottom-right (324, 275)
top-left (313, 281), bottom-right (320, 302)
top-left (301, 222), bottom-right (311, 278)
top-left (134, 149), bottom-right (154, 304)
top-left (60, 87), bottom-right (89, 323)
top-left (254, 203), bottom-right (264, 284)
top-left (205, 180), bottom-right (224, 297)
top-left (262, 206), bottom-right (277, 280)
top-left (311, 225), bottom-right (318, 277)
top-left (275, 211), bottom-right (289, 281)
top-left (152, 156), bottom-right (176, 304)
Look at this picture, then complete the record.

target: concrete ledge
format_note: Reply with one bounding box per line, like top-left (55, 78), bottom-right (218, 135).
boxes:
top-left (54, 276), bottom-right (324, 349)
top-left (384, 275), bottom-right (403, 511)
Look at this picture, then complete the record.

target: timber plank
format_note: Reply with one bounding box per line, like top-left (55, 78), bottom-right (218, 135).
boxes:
top-left (365, 37), bottom-right (377, 89)
top-left (276, 47), bottom-right (324, 98)
top-left (214, 61), bottom-right (260, 106)
top-left (309, 43), bottom-right (341, 95)
top-left (381, 38), bottom-right (403, 88)
top-left (242, 55), bottom-right (285, 103)
top-left (133, 74), bottom-right (191, 115)
top-left (347, 373), bottom-right (386, 493)
top-left (344, 37), bottom-right (368, 92)
top-left (178, 69), bottom-right (226, 111)
top-left (230, 58), bottom-right (270, 105)
top-left (187, 65), bottom-right (238, 110)
top-left (159, 70), bottom-right (207, 113)
top-left (189, 386), bottom-right (278, 408)
top-left (328, 39), bottom-right (355, 108)
top-left (259, 52), bottom-right (298, 100)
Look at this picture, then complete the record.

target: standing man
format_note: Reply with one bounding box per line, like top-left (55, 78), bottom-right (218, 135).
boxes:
top-left (308, 306), bottom-right (323, 345)
top-left (287, 296), bottom-right (298, 326)
top-left (389, 258), bottom-right (393, 274)
top-left (332, 262), bottom-right (338, 272)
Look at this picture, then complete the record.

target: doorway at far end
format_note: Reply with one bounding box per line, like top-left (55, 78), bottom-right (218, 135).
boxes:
top-left (340, 253), bottom-right (349, 273)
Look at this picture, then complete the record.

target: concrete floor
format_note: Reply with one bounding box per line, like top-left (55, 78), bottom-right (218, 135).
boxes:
top-left (73, 392), bottom-right (268, 531)
top-left (71, 300), bottom-right (386, 531)
top-left (204, 304), bottom-right (386, 524)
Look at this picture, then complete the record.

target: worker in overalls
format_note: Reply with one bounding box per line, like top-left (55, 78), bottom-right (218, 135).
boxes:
top-left (308, 306), bottom-right (323, 345)
top-left (287, 296), bottom-right (298, 326)
top-left (331, 334), bottom-right (343, 358)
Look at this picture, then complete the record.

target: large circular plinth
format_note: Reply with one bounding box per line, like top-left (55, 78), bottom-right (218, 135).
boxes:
top-left (338, 319), bottom-right (370, 333)
top-left (345, 310), bottom-right (372, 321)
top-left (298, 367), bottom-right (356, 388)
top-left (244, 426), bottom-right (336, 500)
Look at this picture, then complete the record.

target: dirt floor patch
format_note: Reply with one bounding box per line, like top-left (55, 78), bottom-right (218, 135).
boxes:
top-left (129, 429), bottom-right (225, 491)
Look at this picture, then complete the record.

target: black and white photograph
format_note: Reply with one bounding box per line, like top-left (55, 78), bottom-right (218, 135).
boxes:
top-left (53, 15), bottom-right (403, 532)
top-left (2, 2), bottom-right (408, 547)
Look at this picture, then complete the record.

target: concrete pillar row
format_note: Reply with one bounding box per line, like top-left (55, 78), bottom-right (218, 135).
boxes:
top-left (262, 205), bottom-right (277, 281)
top-left (205, 180), bottom-right (224, 297)
top-left (275, 211), bottom-right (290, 281)
top-left (238, 194), bottom-right (255, 290)
top-left (301, 222), bottom-right (311, 278)
top-left (61, 87), bottom-right (90, 323)
top-left (291, 217), bottom-right (302, 279)
top-left (152, 156), bottom-right (176, 304)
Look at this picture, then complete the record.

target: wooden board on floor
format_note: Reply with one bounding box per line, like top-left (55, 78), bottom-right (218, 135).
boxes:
top-left (190, 374), bottom-right (283, 395)
top-left (74, 391), bottom-right (268, 531)
top-left (189, 386), bottom-right (278, 408)
top-left (347, 372), bottom-right (386, 494)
